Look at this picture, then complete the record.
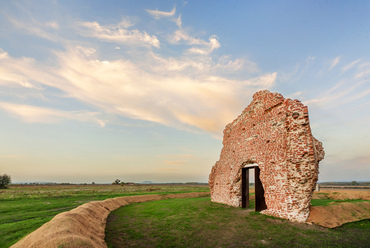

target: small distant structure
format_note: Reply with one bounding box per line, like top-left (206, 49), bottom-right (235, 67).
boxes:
top-left (125, 182), bottom-right (135, 186)
top-left (209, 90), bottom-right (325, 222)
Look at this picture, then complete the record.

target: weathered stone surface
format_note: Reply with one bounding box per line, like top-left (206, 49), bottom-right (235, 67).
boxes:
top-left (209, 90), bottom-right (324, 222)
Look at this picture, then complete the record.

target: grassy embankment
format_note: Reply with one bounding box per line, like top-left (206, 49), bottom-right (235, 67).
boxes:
top-left (105, 196), bottom-right (370, 248)
top-left (0, 184), bottom-right (209, 248)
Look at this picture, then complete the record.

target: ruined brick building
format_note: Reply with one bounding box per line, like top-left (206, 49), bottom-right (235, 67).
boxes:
top-left (209, 90), bottom-right (324, 222)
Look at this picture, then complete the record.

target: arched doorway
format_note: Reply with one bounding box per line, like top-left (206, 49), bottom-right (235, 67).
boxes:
top-left (241, 164), bottom-right (267, 211)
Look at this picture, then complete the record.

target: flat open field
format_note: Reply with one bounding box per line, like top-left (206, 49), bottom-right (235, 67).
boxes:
top-left (2, 185), bottom-right (369, 248)
top-left (0, 184), bottom-right (209, 248)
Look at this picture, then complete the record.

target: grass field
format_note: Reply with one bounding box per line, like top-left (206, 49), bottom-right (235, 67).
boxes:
top-left (105, 197), bottom-right (370, 248)
top-left (0, 184), bottom-right (209, 248)
top-left (2, 185), bottom-right (369, 248)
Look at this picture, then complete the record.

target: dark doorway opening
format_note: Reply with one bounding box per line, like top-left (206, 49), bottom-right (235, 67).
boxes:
top-left (241, 165), bottom-right (267, 211)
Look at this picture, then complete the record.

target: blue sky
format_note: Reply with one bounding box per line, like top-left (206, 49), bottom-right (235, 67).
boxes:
top-left (0, 0), bottom-right (369, 183)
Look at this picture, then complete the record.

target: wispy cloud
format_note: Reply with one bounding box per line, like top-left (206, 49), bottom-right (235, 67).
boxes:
top-left (0, 102), bottom-right (106, 127)
top-left (7, 16), bottom-right (59, 41)
top-left (146, 6), bottom-right (176, 19)
top-left (0, 45), bottom-right (275, 135)
top-left (341, 59), bottom-right (360, 73)
top-left (0, 49), bottom-right (54, 89)
top-left (354, 62), bottom-right (370, 79)
top-left (280, 55), bottom-right (370, 110)
top-left (0, 8), bottom-right (277, 137)
top-left (175, 14), bottom-right (182, 28)
top-left (146, 6), bottom-right (182, 28)
top-left (304, 78), bottom-right (369, 107)
top-left (78, 19), bottom-right (160, 48)
top-left (170, 30), bottom-right (220, 55)
top-left (329, 56), bottom-right (341, 71)
top-left (149, 53), bottom-right (247, 74)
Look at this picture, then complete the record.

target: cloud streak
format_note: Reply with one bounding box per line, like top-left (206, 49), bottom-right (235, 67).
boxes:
top-left (146, 6), bottom-right (176, 19)
top-left (329, 56), bottom-right (340, 71)
top-left (0, 10), bottom-right (277, 137)
top-left (0, 102), bottom-right (106, 127)
top-left (170, 30), bottom-right (221, 55)
top-left (78, 20), bottom-right (160, 48)
top-left (7, 16), bottom-right (60, 41)
top-left (0, 45), bottom-right (275, 135)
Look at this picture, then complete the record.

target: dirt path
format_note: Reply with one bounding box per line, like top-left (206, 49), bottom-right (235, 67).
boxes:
top-left (11, 192), bottom-right (210, 248)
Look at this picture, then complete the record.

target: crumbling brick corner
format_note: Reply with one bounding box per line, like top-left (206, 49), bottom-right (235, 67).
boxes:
top-left (209, 90), bottom-right (324, 222)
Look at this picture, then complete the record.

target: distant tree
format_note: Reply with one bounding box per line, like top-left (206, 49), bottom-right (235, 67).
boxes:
top-left (351, 181), bottom-right (358, 186)
top-left (120, 182), bottom-right (125, 186)
top-left (92, 182), bottom-right (95, 185)
top-left (112, 179), bottom-right (121, 185)
top-left (0, 174), bottom-right (11, 189)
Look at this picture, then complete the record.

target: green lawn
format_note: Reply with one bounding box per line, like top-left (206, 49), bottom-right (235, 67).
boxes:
top-left (105, 197), bottom-right (370, 248)
top-left (310, 198), bottom-right (368, 206)
top-left (0, 184), bottom-right (209, 248)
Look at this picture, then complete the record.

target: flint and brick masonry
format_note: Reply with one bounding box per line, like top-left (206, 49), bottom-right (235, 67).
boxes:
top-left (209, 90), bottom-right (324, 222)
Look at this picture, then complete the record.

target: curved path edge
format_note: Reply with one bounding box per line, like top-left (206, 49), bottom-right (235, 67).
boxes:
top-left (11, 192), bottom-right (210, 248)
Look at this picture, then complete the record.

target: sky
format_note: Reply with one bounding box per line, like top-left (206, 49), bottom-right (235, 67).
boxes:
top-left (0, 0), bottom-right (369, 184)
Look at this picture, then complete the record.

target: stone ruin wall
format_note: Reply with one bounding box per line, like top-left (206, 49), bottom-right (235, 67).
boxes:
top-left (209, 90), bottom-right (324, 222)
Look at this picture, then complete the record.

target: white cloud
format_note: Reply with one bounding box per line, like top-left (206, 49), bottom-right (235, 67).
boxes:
top-left (175, 14), bottom-right (182, 28)
top-left (146, 6), bottom-right (176, 19)
top-left (0, 46), bottom-right (276, 135)
top-left (0, 9), bottom-right (278, 136)
top-left (341, 59), bottom-right (360, 73)
top-left (329, 56), bottom-right (341, 71)
top-left (8, 16), bottom-right (59, 41)
top-left (170, 30), bottom-right (221, 55)
top-left (54, 46), bottom-right (275, 133)
top-left (302, 57), bottom-right (370, 109)
top-left (78, 20), bottom-right (160, 48)
top-left (146, 6), bottom-right (182, 28)
top-left (45, 21), bottom-right (59, 30)
top-left (0, 102), bottom-right (106, 127)
top-left (0, 50), bottom-right (45, 89)
top-left (149, 52), bottom-right (246, 74)
top-left (307, 56), bottom-right (315, 62)
top-left (354, 62), bottom-right (370, 79)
